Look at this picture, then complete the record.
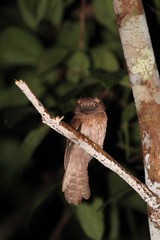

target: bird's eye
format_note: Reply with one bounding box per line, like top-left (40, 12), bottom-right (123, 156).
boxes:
top-left (78, 103), bottom-right (82, 108)
top-left (93, 102), bottom-right (98, 108)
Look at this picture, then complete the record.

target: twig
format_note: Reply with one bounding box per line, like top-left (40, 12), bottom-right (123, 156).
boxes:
top-left (15, 80), bottom-right (160, 213)
top-left (79, 0), bottom-right (86, 49)
top-left (48, 210), bottom-right (72, 240)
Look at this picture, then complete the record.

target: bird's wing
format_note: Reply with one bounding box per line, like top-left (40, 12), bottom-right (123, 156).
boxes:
top-left (64, 116), bottom-right (82, 169)
top-left (62, 115), bottom-right (91, 205)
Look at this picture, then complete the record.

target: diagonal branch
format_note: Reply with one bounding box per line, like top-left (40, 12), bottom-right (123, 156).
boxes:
top-left (15, 80), bottom-right (160, 214)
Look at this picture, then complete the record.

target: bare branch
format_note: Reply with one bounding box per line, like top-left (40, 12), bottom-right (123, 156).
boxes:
top-left (15, 80), bottom-right (160, 214)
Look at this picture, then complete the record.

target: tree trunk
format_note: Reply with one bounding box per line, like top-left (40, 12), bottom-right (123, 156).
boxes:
top-left (113, 0), bottom-right (160, 238)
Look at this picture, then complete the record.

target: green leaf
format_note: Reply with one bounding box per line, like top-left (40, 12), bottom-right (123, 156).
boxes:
top-left (122, 102), bottom-right (136, 122)
top-left (57, 22), bottom-right (81, 49)
top-left (120, 75), bottom-right (131, 88)
top-left (0, 72), bottom-right (46, 109)
top-left (0, 85), bottom-right (28, 108)
top-left (92, 0), bottom-right (117, 35)
top-left (76, 198), bottom-right (105, 240)
top-left (35, 0), bottom-right (49, 23)
top-left (66, 50), bottom-right (90, 83)
top-left (130, 123), bottom-right (141, 145)
top-left (121, 192), bottom-right (146, 214)
top-left (37, 47), bottom-right (69, 73)
top-left (108, 172), bottom-right (130, 196)
top-left (151, 1), bottom-right (160, 22)
top-left (121, 103), bottom-right (137, 160)
top-left (0, 27), bottom-right (43, 66)
top-left (65, 0), bottom-right (76, 6)
top-left (18, 0), bottom-right (64, 27)
top-left (0, 138), bottom-right (21, 186)
top-left (91, 47), bottom-right (119, 72)
top-left (56, 83), bottom-right (76, 97)
top-left (17, 0), bottom-right (49, 28)
top-left (45, 0), bottom-right (64, 25)
top-left (90, 69), bottom-right (125, 89)
top-left (17, 125), bottom-right (49, 169)
top-left (108, 205), bottom-right (120, 240)
top-left (17, 0), bottom-right (37, 29)
top-left (0, 138), bottom-right (20, 169)
top-left (40, 70), bottom-right (58, 86)
top-left (104, 172), bottom-right (132, 208)
top-left (16, 70), bottom-right (46, 97)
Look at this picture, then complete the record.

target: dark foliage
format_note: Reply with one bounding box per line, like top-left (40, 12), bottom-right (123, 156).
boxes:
top-left (0, 0), bottom-right (159, 239)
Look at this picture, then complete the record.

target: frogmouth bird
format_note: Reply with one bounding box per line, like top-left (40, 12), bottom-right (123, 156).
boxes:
top-left (62, 97), bottom-right (107, 205)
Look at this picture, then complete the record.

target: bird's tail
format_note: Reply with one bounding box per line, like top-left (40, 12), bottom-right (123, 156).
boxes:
top-left (62, 161), bottom-right (90, 205)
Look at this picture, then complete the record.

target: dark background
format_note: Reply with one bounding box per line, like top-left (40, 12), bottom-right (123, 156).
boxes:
top-left (0, 0), bottom-right (160, 239)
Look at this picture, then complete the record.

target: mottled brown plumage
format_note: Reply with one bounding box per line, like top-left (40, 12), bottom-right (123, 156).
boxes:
top-left (62, 97), bottom-right (107, 205)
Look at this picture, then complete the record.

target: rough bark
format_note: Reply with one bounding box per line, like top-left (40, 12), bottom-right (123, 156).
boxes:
top-left (113, 0), bottom-right (160, 238)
